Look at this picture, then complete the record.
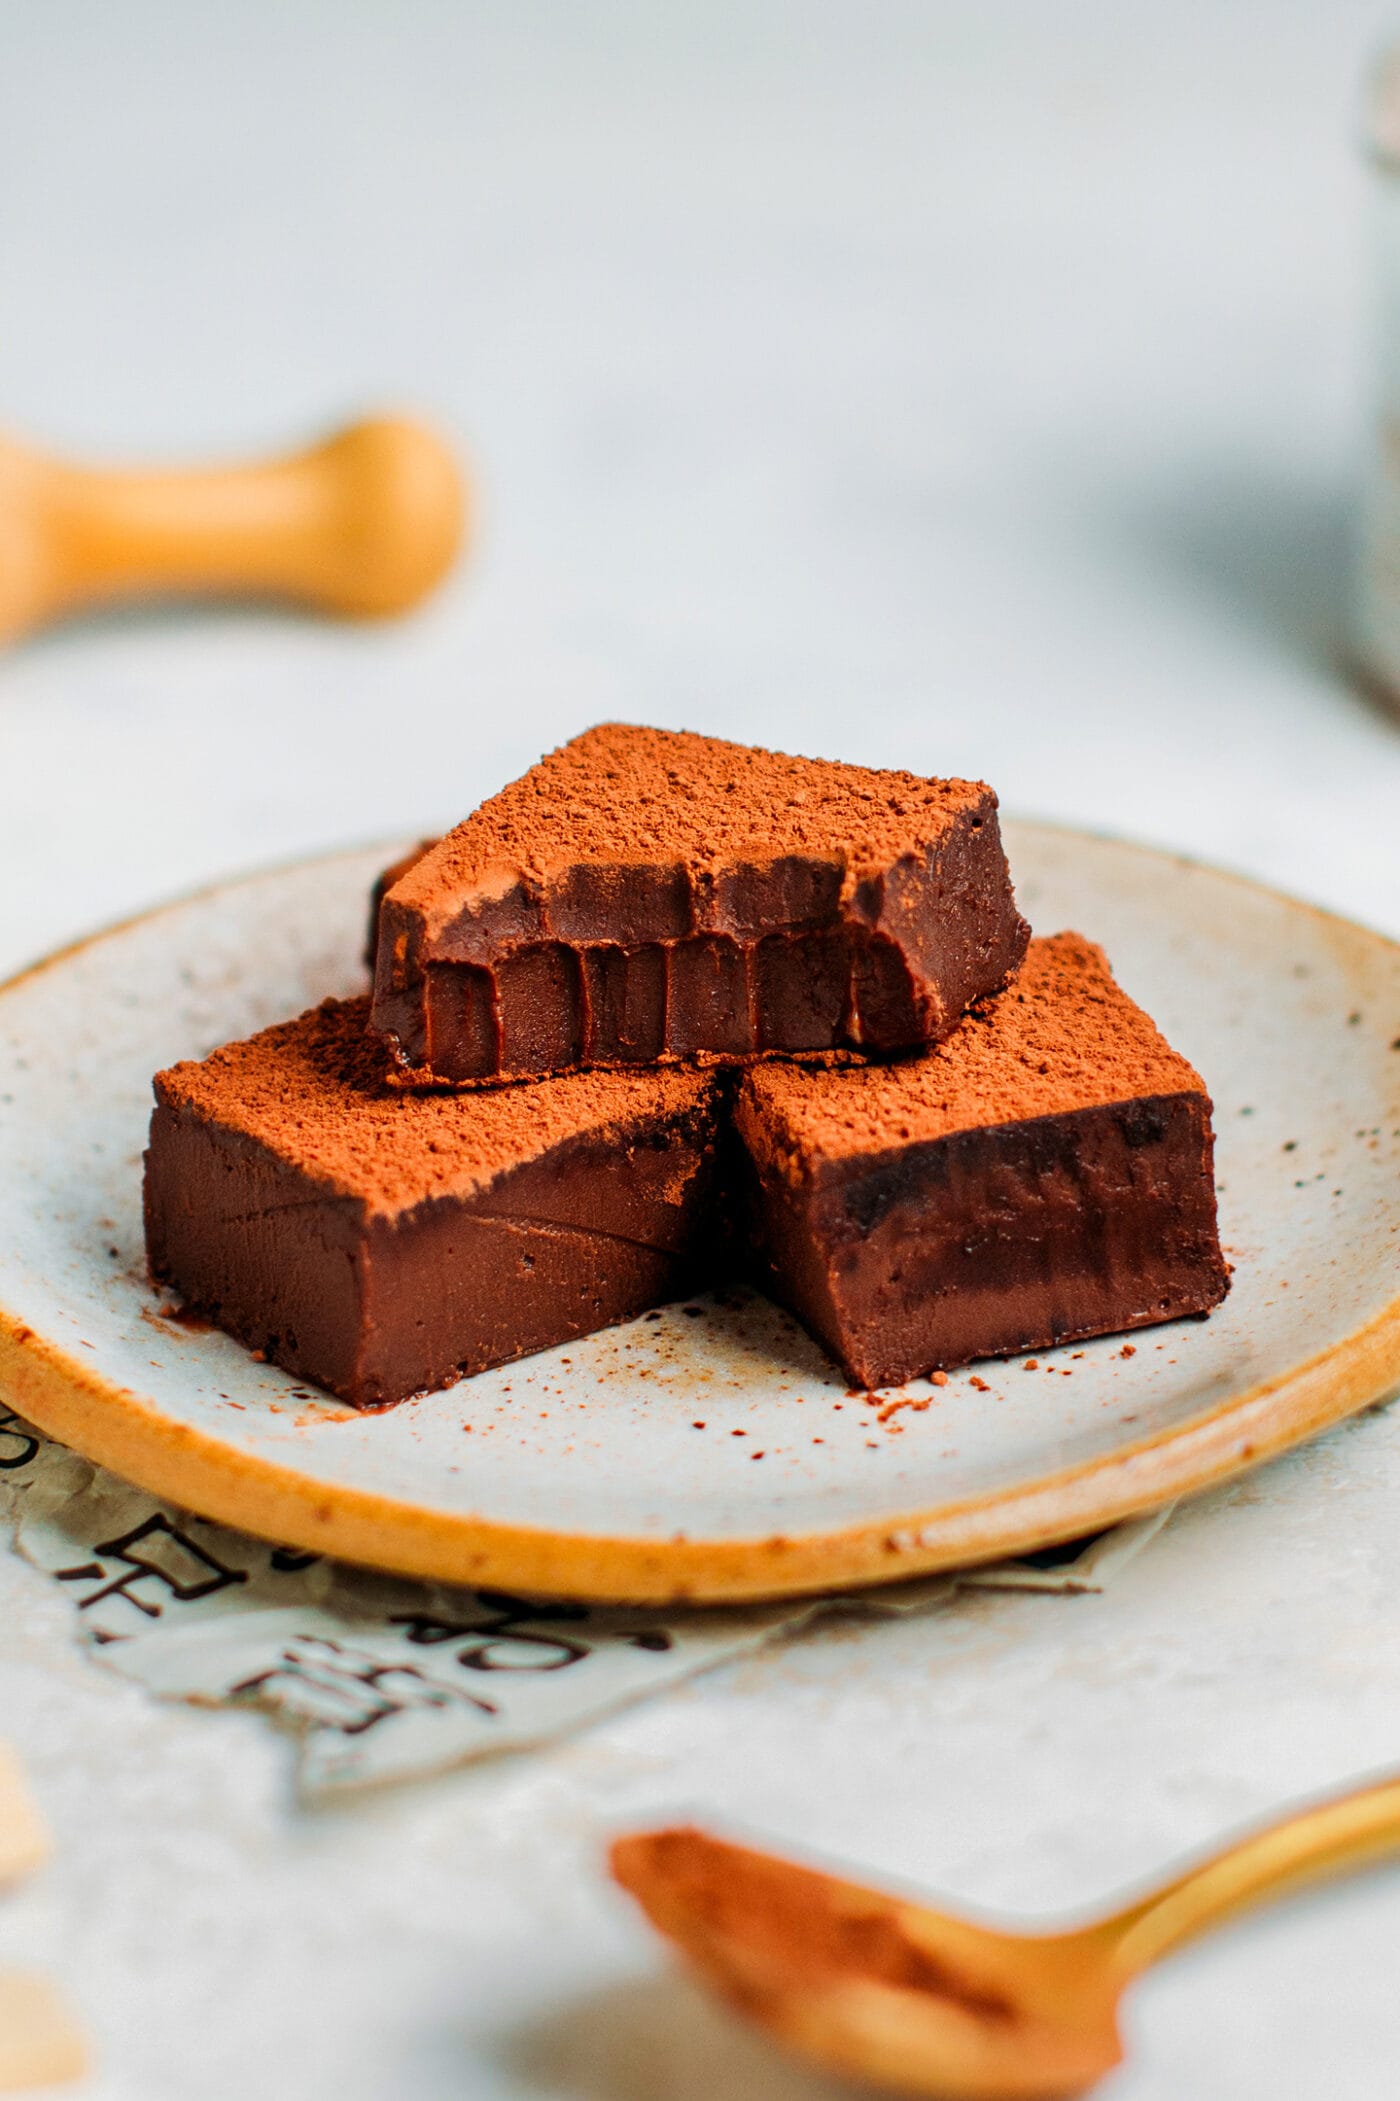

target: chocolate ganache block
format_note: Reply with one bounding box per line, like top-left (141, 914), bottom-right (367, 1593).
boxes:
top-left (364, 838), bottom-right (436, 971)
top-left (144, 997), bottom-right (729, 1407)
top-left (371, 724), bottom-right (1029, 1084)
top-left (734, 934), bottom-right (1229, 1387)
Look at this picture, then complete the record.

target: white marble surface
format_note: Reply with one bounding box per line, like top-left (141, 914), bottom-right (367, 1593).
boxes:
top-left (2, 3), bottom-right (1400, 2096)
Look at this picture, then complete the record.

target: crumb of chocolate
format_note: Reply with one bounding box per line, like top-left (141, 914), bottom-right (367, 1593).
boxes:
top-left (877, 1394), bottom-right (932, 1424)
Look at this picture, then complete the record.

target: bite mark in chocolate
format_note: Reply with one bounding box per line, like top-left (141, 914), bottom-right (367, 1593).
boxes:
top-left (371, 725), bottom-right (1029, 1083)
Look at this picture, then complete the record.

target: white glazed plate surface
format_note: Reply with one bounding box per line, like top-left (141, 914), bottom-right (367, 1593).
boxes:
top-left (1, 825), bottom-right (1397, 1602)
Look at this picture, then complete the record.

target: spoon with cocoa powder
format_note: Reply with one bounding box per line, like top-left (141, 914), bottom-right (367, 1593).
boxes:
top-left (612, 1778), bottom-right (1400, 2097)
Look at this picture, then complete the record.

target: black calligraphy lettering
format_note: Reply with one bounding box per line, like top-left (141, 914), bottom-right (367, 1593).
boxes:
top-left (388, 1614), bottom-right (461, 1647)
top-left (472, 1589), bottom-right (590, 1623)
top-left (232, 1635), bottom-right (498, 1734)
top-left (0, 1412), bottom-right (40, 1471)
top-left (391, 1599), bottom-right (591, 1673)
top-left (70, 1514), bottom-right (249, 1618)
top-left (455, 1628), bottom-right (589, 1672)
top-left (269, 1546), bottom-right (322, 1573)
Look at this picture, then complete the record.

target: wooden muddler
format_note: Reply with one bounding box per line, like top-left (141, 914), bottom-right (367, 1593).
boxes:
top-left (0, 413), bottom-right (466, 643)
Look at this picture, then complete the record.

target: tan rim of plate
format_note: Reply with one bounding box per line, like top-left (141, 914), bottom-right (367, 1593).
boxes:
top-left (2, 843), bottom-right (1399, 1605)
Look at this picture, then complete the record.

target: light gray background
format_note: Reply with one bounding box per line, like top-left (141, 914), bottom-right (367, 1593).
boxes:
top-left (2, 5), bottom-right (1400, 2098)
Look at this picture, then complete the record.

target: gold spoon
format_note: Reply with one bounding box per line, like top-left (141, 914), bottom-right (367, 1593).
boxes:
top-left (612, 1777), bottom-right (1400, 2099)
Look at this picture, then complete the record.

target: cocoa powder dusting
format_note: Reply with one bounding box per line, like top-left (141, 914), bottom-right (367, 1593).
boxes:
top-left (388, 722), bottom-right (991, 921)
top-left (613, 1831), bottom-right (1015, 2021)
top-left (735, 933), bottom-right (1212, 1171)
top-left (153, 996), bottom-right (722, 1215)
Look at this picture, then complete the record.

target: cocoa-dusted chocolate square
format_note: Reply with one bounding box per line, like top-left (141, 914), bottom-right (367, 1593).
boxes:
top-left (370, 724), bottom-right (1029, 1084)
top-left (734, 934), bottom-right (1230, 1387)
top-left (144, 997), bottom-right (729, 1407)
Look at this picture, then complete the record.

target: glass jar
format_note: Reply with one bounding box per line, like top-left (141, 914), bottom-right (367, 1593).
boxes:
top-left (1355, 43), bottom-right (1400, 713)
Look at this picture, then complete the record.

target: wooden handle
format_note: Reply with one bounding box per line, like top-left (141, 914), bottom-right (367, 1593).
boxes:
top-left (0, 412), bottom-right (466, 642)
top-left (1106, 1773), bottom-right (1400, 1977)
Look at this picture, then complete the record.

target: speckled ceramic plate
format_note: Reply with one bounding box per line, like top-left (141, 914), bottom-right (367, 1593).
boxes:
top-left (0, 826), bottom-right (1397, 1603)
